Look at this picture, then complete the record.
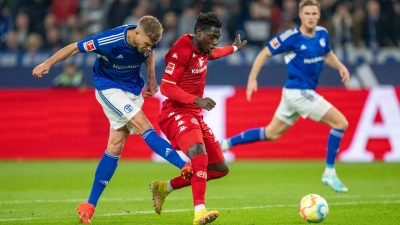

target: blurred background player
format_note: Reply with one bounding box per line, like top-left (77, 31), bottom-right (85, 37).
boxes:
top-left (220, 0), bottom-right (350, 193)
top-left (52, 61), bottom-right (85, 88)
top-left (32, 16), bottom-right (190, 224)
top-left (150, 12), bottom-right (246, 225)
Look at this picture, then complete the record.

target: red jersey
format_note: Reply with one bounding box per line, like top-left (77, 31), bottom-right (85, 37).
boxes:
top-left (160, 34), bottom-right (234, 115)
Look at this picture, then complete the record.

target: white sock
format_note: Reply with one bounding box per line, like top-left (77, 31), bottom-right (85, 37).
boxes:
top-left (195, 204), bottom-right (205, 213)
top-left (166, 181), bottom-right (174, 193)
top-left (324, 167), bottom-right (336, 176)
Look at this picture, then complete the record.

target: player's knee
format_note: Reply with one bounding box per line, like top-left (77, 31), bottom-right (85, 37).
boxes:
top-left (334, 117), bottom-right (348, 130)
top-left (207, 161), bottom-right (229, 173)
top-left (106, 143), bottom-right (124, 156)
top-left (268, 133), bottom-right (282, 141)
top-left (340, 118), bottom-right (349, 130)
top-left (186, 143), bottom-right (206, 158)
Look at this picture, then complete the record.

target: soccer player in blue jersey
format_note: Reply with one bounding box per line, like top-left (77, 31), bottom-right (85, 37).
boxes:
top-left (32, 16), bottom-right (191, 223)
top-left (220, 0), bottom-right (350, 193)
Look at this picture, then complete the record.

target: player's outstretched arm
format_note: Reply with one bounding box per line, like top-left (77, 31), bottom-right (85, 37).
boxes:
top-left (324, 51), bottom-right (349, 85)
top-left (143, 51), bottom-right (158, 98)
top-left (246, 47), bottom-right (272, 101)
top-left (208, 34), bottom-right (247, 60)
top-left (32, 43), bottom-right (80, 78)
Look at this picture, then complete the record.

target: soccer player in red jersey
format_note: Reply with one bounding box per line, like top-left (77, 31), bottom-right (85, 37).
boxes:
top-left (150, 12), bottom-right (246, 224)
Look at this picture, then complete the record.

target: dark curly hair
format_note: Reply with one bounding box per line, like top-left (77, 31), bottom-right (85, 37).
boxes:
top-left (194, 12), bottom-right (222, 33)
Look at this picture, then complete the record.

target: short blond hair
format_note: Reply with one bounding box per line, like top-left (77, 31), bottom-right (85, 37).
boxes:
top-left (137, 16), bottom-right (163, 42)
top-left (299, 0), bottom-right (321, 11)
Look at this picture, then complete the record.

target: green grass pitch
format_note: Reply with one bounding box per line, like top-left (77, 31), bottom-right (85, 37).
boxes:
top-left (0, 160), bottom-right (399, 224)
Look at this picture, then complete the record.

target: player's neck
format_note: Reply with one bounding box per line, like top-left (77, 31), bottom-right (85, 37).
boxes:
top-left (299, 26), bottom-right (316, 38)
top-left (190, 35), bottom-right (201, 53)
top-left (126, 29), bottom-right (137, 47)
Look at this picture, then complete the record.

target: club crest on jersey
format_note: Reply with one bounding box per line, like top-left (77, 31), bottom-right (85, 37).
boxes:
top-left (83, 40), bottom-right (96, 52)
top-left (191, 118), bottom-right (199, 125)
top-left (270, 37), bottom-right (280, 49)
top-left (165, 62), bottom-right (175, 74)
top-left (144, 50), bottom-right (151, 57)
top-left (320, 38), bottom-right (326, 47)
top-left (124, 104), bottom-right (133, 113)
top-left (198, 57), bottom-right (204, 67)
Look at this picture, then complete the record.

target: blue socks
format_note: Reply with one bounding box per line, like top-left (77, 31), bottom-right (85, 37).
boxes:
top-left (326, 128), bottom-right (344, 168)
top-left (228, 127), bottom-right (267, 147)
top-left (88, 151), bottom-right (119, 207)
top-left (142, 129), bottom-right (186, 169)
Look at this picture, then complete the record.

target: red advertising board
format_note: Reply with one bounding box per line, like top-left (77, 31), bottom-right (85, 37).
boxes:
top-left (0, 86), bottom-right (399, 161)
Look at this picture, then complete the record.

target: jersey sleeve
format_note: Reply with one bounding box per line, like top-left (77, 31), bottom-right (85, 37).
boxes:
top-left (162, 47), bottom-right (191, 83)
top-left (208, 46), bottom-right (234, 60)
top-left (77, 30), bottom-right (115, 55)
top-left (266, 29), bottom-right (297, 55)
top-left (323, 31), bottom-right (332, 54)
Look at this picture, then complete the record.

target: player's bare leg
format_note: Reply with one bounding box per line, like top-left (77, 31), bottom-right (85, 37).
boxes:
top-left (319, 106), bottom-right (349, 192)
top-left (77, 126), bottom-right (128, 223)
top-left (220, 116), bottom-right (290, 152)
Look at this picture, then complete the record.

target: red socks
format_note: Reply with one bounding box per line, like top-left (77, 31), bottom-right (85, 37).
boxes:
top-left (170, 165), bottom-right (229, 190)
top-left (190, 154), bottom-right (208, 206)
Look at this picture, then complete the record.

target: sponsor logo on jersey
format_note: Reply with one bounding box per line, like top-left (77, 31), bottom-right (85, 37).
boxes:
top-left (165, 62), bottom-right (175, 74)
top-left (192, 66), bottom-right (207, 74)
top-left (270, 37), bottom-right (281, 49)
top-left (304, 56), bottom-right (325, 64)
top-left (112, 64), bottom-right (140, 69)
top-left (196, 171), bottom-right (207, 179)
top-left (83, 40), bottom-right (96, 52)
top-left (124, 104), bottom-right (133, 113)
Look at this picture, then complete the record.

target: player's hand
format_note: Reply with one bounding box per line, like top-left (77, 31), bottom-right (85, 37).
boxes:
top-left (246, 79), bottom-right (258, 101)
top-left (32, 63), bottom-right (51, 78)
top-left (194, 97), bottom-right (216, 111)
top-left (142, 88), bottom-right (152, 98)
top-left (339, 66), bottom-right (350, 85)
top-left (232, 34), bottom-right (247, 51)
top-left (146, 78), bottom-right (158, 97)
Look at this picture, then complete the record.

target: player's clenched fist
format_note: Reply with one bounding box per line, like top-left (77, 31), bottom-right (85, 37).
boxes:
top-left (32, 63), bottom-right (51, 78)
top-left (194, 97), bottom-right (216, 111)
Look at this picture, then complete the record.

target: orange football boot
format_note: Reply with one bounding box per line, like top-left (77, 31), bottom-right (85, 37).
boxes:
top-left (181, 161), bottom-right (193, 180)
top-left (76, 202), bottom-right (95, 224)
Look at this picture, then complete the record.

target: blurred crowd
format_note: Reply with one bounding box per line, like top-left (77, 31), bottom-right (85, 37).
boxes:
top-left (0, 0), bottom-right (400, 54)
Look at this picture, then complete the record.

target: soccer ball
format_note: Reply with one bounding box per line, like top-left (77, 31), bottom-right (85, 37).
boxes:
top-left (298, 194), bottom-right (329, 223)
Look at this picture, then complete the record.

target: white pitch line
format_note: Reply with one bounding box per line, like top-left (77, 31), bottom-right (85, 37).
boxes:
top-left (1, 194), bottom-right (399, 204)
top-left (0, 200), bottom-right (399, 222)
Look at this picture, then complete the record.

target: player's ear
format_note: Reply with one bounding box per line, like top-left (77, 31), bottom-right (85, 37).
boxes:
top-left (195, 28), bottom-right (202, 36)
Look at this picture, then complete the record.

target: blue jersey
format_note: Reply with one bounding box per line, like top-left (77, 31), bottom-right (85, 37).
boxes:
top-left (266, 26), bottom-right (332, 90)
top-left (77, 25), bottom-right (156, 95)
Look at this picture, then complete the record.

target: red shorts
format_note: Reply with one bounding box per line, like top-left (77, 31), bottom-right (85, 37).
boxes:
top-left (158, 109), bottom-right (224, 164)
